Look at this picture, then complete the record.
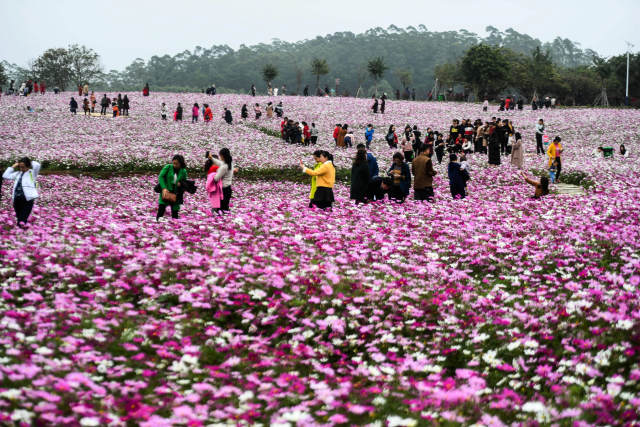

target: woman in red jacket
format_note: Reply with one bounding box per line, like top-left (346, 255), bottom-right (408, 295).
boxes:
top-left (302, 122), bottom-right (311, 146)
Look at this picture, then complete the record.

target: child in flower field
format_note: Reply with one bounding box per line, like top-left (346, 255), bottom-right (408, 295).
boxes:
top-left (549, 159), bottom-right (558, 183)
top-left (112, 101), bottom-right (119, 117)
top-left (301, 150), bottom-right (335, 209)
top-left (83, 98), bottom-right (90, 115)
top-left (161, 103), bottom-right (167, 120)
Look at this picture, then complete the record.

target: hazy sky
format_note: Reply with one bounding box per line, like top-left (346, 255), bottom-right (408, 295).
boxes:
top-left (1, 0), bottom-right (637, 71)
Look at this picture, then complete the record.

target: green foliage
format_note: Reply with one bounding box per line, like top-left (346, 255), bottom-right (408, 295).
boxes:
top-left (310, 58), bottom-right (329, 89)
top-left (31, 45), bottom-right (102, 90)
top-left (262, 64), bottom-right (278, 84)
top-left (460, 44), bottom-right (509, 98)
top-left (367, 57), bottom-right (388, 95)
top-left (13, 26), bottom-right (638, 105)
top-left (0, 62), bottom-right (7, 87)
top-left (394, 69), bottom-right (412, 89)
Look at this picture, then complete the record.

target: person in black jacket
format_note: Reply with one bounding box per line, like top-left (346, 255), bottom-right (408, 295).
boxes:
top-left (69, 97), bottom-right (78, 114)
top-left (350, 149), bottom-right (370, 204)
top-left (448, 154), bottom-right (466, 199)
top-left (100, 95), bottom-right (108, 115)
top-left (176, 103), bottom-right (183, 121)
top-left (122, 95), bottom-right (130, 116)
top-left (241, 104), bottom-right (248, 120)
top-left (224, 108), bottom-right (233, 124)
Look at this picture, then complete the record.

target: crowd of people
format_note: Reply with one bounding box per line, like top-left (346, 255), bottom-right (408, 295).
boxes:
top-left (69, 92), bottom-right (131, 116)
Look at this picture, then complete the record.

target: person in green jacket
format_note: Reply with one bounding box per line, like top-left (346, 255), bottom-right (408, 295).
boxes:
top-left (308, 150), bottom-right (323, 207)
top-left (157, 155), bottom-right (187, 220)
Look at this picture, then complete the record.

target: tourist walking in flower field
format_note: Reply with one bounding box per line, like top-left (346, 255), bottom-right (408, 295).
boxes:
top-left (224, 107), bottom-right (232, 124)
top-left (371, 97), bottom-right (379, 113)
top-left (350, 149), bottom-right (370, 204)
top-left (337, 124), bottom-right (347, 148)
top-left (365, 124), bottom-right (374, 149)
top-left (388, 152), bottom-right (411, 202)
top-left (386, 125), bottom-right (398, 149)
top-left (380, 96), bottom-right (386, 114)
top-left (521, 171), bottom-right (549, 199)
top-left (547, 136), bottom-right (563, 180)
top-left (510, 132), bottom-right (524, 169)
top-left (82, 98), bottom-right (90, 115)
top-left (401, 130), bottom-right (414, 162)
top-left (333, 124), bottom-right (341, 143)
top-left (306, 150), bottom-right (323, 207)
top-left (90, 92), bottom-right (96, 112)
top-left (100, 94), bottom-right (109, 115)
top-left (175, 103), bottom-right (183, 121)
top-left (309, 123), bottom-right (318, 144)
top-left (434, 133), bottom-right (446, 164)
top-left (266, 102), bottom-right (274, 118)
top-left (3, 157), bottom-right (41, 227)
top-left (69, 97), bottom-right (78, 114)
top-left (202, 104), bottom-right (212, 122)
top-left (122, 95), bottom-right (130, 116)
top-left (254, 103), bottom-right (262, 119)
top-left (487, 123), bottom-right (501, 166)
top-left (117, 94), bottom-right (123, 114)
top-left (275, 101), bottom-right (284, 118)
top-left (83, 83), bottom-right (89, 96)
top-left (301, 151), bottom-right (335, 209)
top-left (535, 119), bottom-right (545, 155)
top-left (241, 104), bottom-right (248, 120)
top-left (208, 148), bottom-right (234, 212)
top-left (156, 155), bottom-right (187, 220)
top-left (191, 103), bottom-right (199, 123)
top-left (412, 144), bottom-right (437, 202)
top-left (143, 82), bottom-right (150, 96)
top-left (161, 103), bottom-right (168, 120)
top-left (448, 153), bottom-right (467, 199)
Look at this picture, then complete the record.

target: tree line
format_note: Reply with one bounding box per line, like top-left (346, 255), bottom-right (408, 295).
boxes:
top-left (1, 25), bottom-right (637, 105)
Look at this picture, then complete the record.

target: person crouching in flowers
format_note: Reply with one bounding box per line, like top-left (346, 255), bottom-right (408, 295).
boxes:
top-left (300, 150), bottom-right (335, 209)
top-left (156, 155), bottom-right (187, 220)
top-left (3, 157), bottom-right (41, 227)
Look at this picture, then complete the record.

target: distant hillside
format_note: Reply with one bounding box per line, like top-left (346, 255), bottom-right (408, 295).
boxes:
top-left (97, 26), bottom-right (597, 94)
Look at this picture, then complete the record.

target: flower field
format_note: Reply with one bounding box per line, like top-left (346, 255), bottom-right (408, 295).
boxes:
top-left (0, 93), bottom-right (639, 425)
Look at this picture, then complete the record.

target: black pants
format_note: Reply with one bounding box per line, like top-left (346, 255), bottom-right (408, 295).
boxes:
top-left (555, 157), bottom-right (562, 181)
top-left (14, 196), bottom-right (34, 225)
top-left (536, 134), bottom-right (544, 154)
top-left (310, 136), bottom-right (318, 144)
top-left (122, 108), bottom-right (128, 116)
top-left (218, 186), bottom-right (232, 212)
top-left (435, 149), bottom-right (444, 164)
top-left (157, 204), bottom-right (179, 219)
top-left (415, 187), bottom-right (434, 202)
top-left (312, 200), bottom-right (332, 209)
top-left (101, 106), bottom-right (107, 115)
top-left (500, 139), bottom-right (507, 154)
top-left (404, 151), bottom-right (414, 162)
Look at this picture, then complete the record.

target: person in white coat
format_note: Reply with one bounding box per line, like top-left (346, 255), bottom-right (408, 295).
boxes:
top-left (3, 157), bottom-right (41, 227)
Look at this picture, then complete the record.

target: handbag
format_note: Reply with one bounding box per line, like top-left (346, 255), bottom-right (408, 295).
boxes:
top-left (161, 188), bottom-right (177, 204)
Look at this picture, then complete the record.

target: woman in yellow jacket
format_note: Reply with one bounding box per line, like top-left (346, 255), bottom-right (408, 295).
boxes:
top-left (307, 150), bottom-right (324, 207)
top-left (300, 150), bottom-right (335, 209)
top-left (547, 136), bottom-right (564, 180)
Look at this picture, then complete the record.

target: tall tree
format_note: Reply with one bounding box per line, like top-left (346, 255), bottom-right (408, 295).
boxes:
top-left (262, 63), bottom-right (278, 86)
top-left (460, 44), bottom-right (509, 99)
top-left (394, 69), bottom-right (412, 89)
top-left (67, 44), bottom-right (103, 85)
top-left (32, 48), bottom-right (73, 90)
top-left (0, 62), bottom-right (7, 87)
top-left (367, 56), bottom-right (387, 95)
top-left (310, 58), bottom-right (329, 91)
